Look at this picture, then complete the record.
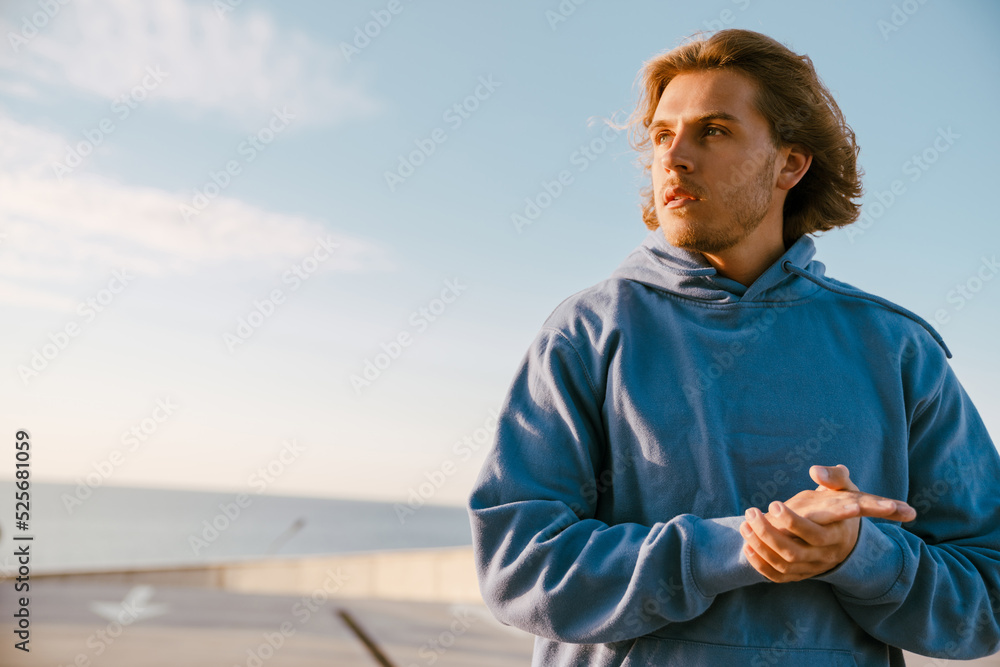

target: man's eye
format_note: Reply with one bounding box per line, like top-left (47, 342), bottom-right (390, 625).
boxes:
top-left (654, 132), bottom-right (670, 145)
top-left (705, 127), bottom-right (724, 136)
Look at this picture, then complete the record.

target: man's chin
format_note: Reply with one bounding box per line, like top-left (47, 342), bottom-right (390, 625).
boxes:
top-left (659, 223), bottom-right (738, 255)
top-left (657, 214), bottom-right (691, 243)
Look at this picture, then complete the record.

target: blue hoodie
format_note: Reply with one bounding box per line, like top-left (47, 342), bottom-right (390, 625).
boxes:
top-left (467, 229), bottom-right (1000, 666)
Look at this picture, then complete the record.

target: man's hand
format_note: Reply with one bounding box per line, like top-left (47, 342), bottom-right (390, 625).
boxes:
top-left (738, 464), bottom-right (916, 583)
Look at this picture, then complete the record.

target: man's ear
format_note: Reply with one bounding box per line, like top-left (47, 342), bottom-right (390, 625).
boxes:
top-left (776, 144), bottom-right (812, 191)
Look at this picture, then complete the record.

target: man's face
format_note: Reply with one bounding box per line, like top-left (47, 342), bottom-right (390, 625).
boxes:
top-left (649, 69), bottom-right (783, 253)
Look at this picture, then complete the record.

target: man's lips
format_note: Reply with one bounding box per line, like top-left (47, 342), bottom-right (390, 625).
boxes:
top-left (665, 197), bottom-right (698, 209)
top-left (662, 187), bottom-right (701, 208)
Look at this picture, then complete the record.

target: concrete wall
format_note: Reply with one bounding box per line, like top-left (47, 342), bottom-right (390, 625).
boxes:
top-left (12, 546), bottom-right (485, 604)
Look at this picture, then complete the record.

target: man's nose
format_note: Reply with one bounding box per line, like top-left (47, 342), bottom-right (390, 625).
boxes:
top-left (660, 134), bottom-right (694, 173)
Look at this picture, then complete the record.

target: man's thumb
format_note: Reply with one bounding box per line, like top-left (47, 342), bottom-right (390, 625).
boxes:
top-left (810, 464), bottom-right (859, 491)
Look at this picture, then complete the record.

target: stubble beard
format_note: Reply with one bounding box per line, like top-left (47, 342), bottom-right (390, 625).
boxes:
top-left (659, 149), bottom-right (777, 254)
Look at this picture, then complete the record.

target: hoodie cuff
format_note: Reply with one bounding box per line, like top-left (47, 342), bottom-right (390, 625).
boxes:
top-left (689, 515), bottom-right (769, 598)
top-left (813, 517), bottom-right (905, 599)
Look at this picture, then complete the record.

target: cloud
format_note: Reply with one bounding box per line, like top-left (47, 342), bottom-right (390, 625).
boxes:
top-left (0, 0), bottom-right (381, 127)
top-left (0, 115), bottom-right (393, 312)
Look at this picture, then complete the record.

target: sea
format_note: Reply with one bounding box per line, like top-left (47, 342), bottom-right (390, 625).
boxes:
top-left (0, 481), bottom-right (472, 575)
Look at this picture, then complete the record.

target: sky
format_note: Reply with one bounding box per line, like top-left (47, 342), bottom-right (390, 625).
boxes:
top-left (0, 0), bottom-right (997, 510)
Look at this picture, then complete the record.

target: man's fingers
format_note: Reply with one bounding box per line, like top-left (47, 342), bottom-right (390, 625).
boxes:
top-left (764, 501), bottom-right (839, 547)
top-left (743, 542), bottom-right (783, 582)
top-left (807, 465), bottom-right (918, 522)
top-left (810, 464), bottom-right (859, 492)
top-left (783, 488), bottom-right (917, 525)
top-left (784, 492), bottom-right (863, 525)
top-left (742, 543), bottom-right (806, 583)
top-left (742, 508), bottom-right (816, 568)
top-left (740, 520), bottom-right (798, 574)
top-left (854, 494), bottom-right (917, 522)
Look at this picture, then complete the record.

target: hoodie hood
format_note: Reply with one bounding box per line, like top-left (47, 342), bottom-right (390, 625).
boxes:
top-left (609, 228), bottom-right (823, 304)
top-left (609, 228), bottom-right (952, 357)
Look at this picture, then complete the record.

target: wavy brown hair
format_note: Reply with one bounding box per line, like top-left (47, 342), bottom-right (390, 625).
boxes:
top-left (621, 29), bottom-right (863, 244)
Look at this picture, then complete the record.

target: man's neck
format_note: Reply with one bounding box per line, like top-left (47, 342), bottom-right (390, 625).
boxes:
top-left (700, 225), bottom-right (788, 287)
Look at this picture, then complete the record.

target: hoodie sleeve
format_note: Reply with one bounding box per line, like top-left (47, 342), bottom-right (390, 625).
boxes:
top-left (467, 327), bottom-right (767, 644)
top-left (814, 359), bottom-right (1000, 659)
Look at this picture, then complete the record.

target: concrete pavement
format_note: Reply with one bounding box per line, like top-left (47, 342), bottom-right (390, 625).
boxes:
top-left (1, 578), bottom-right (997, 666)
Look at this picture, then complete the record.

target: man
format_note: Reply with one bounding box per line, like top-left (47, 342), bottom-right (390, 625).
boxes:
top-left (467, 29), bottom-right (1000, 666)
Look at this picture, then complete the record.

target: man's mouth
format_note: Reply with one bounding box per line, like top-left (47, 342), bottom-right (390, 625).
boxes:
top-left (662, 187), bottom-right (700, 209)
top-left (665, 196), bottom-right (697, 209)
